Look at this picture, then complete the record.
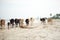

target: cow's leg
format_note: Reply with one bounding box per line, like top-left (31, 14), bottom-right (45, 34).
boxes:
top-left (43, 21), bottom-right (46, 25)
top-left (16, 23), bottom-right (18, 27)
top-left (8, 26), bottom-right (9, 29)
top-left (26, 22), bottom-right (29, 26)
top-left (0, 24), bottom-right (2, 29)
top-left (12, 23), bottom-right (14, 28)
top-left (8, 24), bottom-right (10, 29)
top-left (19, 23), bottom-right (20, 27)
top-left (1, 24), bottom-right (2, 29)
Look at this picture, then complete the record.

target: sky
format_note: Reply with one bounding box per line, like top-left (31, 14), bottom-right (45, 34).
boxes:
top-left (0, 0), bottom-right (60, 19)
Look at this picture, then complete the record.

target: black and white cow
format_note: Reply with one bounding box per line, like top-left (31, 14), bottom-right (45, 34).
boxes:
top-left (25, 19), bottom-right (29, 26)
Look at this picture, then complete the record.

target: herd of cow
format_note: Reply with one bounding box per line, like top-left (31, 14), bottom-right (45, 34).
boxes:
top-left (0, 17), bottom-right (53, 29)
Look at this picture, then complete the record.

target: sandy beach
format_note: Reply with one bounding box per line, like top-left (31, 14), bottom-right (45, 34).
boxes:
top-left (0, 19), bottom-right (60, 40)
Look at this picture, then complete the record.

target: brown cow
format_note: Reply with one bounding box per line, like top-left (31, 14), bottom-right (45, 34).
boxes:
top-left (0, 19), bottom-right (5, 29)
top-left (19, 19), bottom-right (24, 28)
top-left (0, 20), bottom-right (1, 26)
top-left (47, 18), bottom-right (53, 24)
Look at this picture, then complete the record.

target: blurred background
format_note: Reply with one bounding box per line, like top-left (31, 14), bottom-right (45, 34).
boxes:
top-left (0, 0), bottom-right (60, 20)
